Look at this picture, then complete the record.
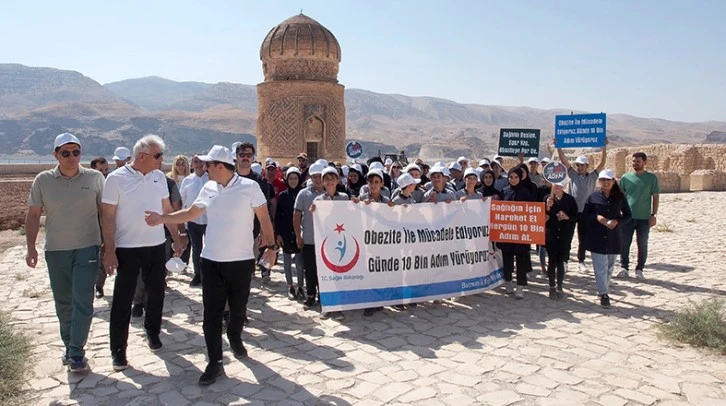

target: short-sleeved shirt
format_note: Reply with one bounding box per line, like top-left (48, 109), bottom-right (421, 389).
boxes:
top-left (423, 188), bottom-right (458, 203)
top-left (102, 166), bottom-right (169, 248)
top-left (28, 165), bottom-right (104, 251)
top-left (455, 189), bottom-right (483, 200)
top-left (193, 174), bottom-right (266, 262)
top-left (567, 167), bottom-right (599, 212)
top-left (294, 187), bottom-right (325, 245)
top-left (392, 193), bottom-right (417, 205)
top-left (620, 171), bottom-right (660, 220)
top-left (180, 173), bottom-right (209, 224)
top-left (358, 192), bottom-right (390, 204)
top-left (359, 184), bottom-right (391, 198)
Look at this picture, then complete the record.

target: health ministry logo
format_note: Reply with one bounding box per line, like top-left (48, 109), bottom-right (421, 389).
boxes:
top-left (320, 223), bottom-right (360, 273)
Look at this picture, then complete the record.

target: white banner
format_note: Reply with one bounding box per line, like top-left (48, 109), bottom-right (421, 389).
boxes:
top-left (312, 200), bottom-right (503, 312)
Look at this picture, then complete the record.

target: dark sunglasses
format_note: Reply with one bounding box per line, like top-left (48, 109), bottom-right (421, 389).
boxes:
top-left (60, 149), bottom-right (81, 158)
top-left (238, 152), bottom-right (254, 158)
top-left (142, 152), bottom-right (164, 159)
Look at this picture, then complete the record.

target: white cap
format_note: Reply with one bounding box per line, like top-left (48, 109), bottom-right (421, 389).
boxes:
top-left (366, 169), bottom-right (384, 180)
top-left (463, 167), bottom-right (478, 178)
top-left (457, 156), bottom-right (468, 163)
top-left (475, 167), bottom-right (484, 176)
top-left (321, 166), bottom-right (339, 178)
top-left (493, 155), bottom-right (503, 162)
top-left (490, 159), bottom-right (502, 167)
top-left (448, 162), bottom-right (462, 172)
top-left (350, 163), bottom-right (363, 173)
top-left (231, 141), bottom-right (242, 152)
top-left (265, 157), bottom-right (274, 165)
top-left (397, 173), bottom-right (421, 188)
top-left (384, 158), bottom-right (393, 165)
top-left (54, 133), bottom-right (81, 149)
top-left (527, 157), bottom-right (539, 164)
top-left (541, 157), bottom-right (551, 164)
top-left (341, 165), bottom-right (349, 177)
top-left (370, 162), bottom-right (385, 171)
top-left (286, 166), bottom-right (301, 178)
top-left (598, 169), bottom-right (615, 180)
top-left (315, 159), bottom-right (329, 167)
top-left (479, 159), bottom-right (491, 167)
top-left (251, 163), bottom-right (262, 175)
top-left (429, 165), bottom-right (447, 176)
top-left (113, 146), bottom-right (131, 161)
top-left (434, 161), bottom-right (445, 168)
top-left (404, 163), bottom-right (421, 173)
top-left (575, 156), bottom-right (590, 165)
top-left (309, 163), bottom-right (325, 176)
top-left (198, 145), bottom-right (235, 166)
top-left (552, 181), bottom-right (566, 188)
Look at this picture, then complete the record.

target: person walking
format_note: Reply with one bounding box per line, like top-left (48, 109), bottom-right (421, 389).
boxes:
top-left (90, 157), bottom-right (110, 299)
top-left (294, 163), bottom-right (326, 309)
top-left (101, 135), bottom-right (187, 371)
top-left (25, 133), bottom-right (105, 372)
top-left (583, 169), bottom-right (632, 308)
top-left (180, 155), bottom-right (209, 287)
top-left (457, 168), bottom-right (484, 200)
top-left (617, 152), bottom-right (660, 280)
top-left (275, 167), bottom-right (306, 300)
top-left (544, 182), bottom-right (578, 299)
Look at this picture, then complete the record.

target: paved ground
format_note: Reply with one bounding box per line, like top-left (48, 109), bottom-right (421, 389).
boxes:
top-left (2, 193), bottom-right (726, 405)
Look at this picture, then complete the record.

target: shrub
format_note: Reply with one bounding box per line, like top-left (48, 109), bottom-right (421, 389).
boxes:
top-left (659, 298), bottom-right (726, 354)
top-left (0, 310), bottom-right (32, 405)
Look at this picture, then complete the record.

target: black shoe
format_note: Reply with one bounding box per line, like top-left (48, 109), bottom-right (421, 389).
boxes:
top-left (303, 297), bottom-right (315, 309)
top-left (146, 334), bottom-right (162, 352)
top-left (112, 349), bottom-right (129, 371)
top-left (295, 287), bottom-right (306, 301)
top-left (556, 284), bottom-right (563, 293)
top-left (131, 304), bottom-right (144, 318)
top-left (392, 304), bottom-right (406, 311)
top-left (288, 286), bottom-right (296, 300)
top-left (363, 308), bottom-right (375, 317)
top-left (95, 287), bottom-right (104, 299)
top-left (189, 276), bottom-right (202, 287)
top-left (549, 287), bottom-right (557, 300)
top-left (600, 294), bottom-right (611, 308)
top-left (229, 340), bottom-right (248, 359)
top-left (199, 362), bottom-right (225, 386)
top-left (409, 303), bottom-right (418, 308)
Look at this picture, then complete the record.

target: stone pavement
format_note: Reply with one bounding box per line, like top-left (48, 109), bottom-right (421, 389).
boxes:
top-left (2, 193), bottom-right (726, 405)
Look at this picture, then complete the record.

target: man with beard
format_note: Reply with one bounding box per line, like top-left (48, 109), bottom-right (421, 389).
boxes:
top-left (296, 152), bottom-right (310, 182)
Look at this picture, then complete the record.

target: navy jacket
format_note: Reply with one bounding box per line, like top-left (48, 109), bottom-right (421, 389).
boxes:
top-left (499, 183), bottom-right (537, 254)
top-left (583, 190), bottom-right (632, 255)
top-left (274, 185), bottom-right (302, 254)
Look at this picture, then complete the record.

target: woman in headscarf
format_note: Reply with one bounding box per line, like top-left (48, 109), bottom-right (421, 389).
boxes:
top-left (345, 164), bottom-right (366, 197)
top-left (477, 169), bottom-right (503, 200)
top-left (275, 167), bottom-right (305, 301)
top-left (544, 182), bottom-right (578, 300)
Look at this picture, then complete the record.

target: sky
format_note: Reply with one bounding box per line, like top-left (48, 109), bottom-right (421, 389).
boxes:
top-left (1, 0), bottom-right (725, 122)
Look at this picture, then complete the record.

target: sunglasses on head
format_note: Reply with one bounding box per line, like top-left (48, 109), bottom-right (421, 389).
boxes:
top-left (238, 152), bottom-right (254, 158)
top-left (142, 152), bottom-right (164, 159)
top-left (60, 149), bottom-right (81, 158)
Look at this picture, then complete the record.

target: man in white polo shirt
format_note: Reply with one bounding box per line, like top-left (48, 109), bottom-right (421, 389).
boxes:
top-left (101, 134), bottom-right (187, 371)
top-left (180, 155), bottom-right (209, 287)
top-left (144, 145), bottom-right (276, 386)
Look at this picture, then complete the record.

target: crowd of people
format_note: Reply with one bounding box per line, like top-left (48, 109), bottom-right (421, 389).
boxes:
top-left (25, 132), bottom-right (659, 385)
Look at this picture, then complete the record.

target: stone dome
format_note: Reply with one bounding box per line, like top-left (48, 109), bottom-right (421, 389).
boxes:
top-left (259, 13), bottom-right (341, 83)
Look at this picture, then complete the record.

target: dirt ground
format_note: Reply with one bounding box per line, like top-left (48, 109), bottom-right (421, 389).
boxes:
top-left (0, 180), bottom-right (32, 231)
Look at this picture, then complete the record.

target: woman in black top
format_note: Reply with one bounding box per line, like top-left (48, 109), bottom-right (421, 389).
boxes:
top-left (275, 168), bottom-right (305, 300)
top-left (477, 169), bottom-right (503, 200)
top-left (544, 182), bottom-right (578, 299)
top-left (500, 167), bottom-right (536, 299)
top-left (346, 166), bottom-right (366, 197)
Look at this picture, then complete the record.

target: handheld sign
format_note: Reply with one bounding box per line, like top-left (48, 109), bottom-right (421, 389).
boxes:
top-left (542, 161), bottom-right (568, 184)
top-left (555, 113), bottom-right (606, 148)
top-left (346, 141), bottom-right (363, 159)
top-left (498, 128), bottom-right (540, 157)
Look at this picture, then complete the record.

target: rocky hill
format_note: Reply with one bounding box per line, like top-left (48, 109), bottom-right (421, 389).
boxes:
top-left (0, 64), bottom-right (724, 160)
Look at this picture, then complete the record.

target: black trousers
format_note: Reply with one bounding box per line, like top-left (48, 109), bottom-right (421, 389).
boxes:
top-left (303, 244), bottom-right (318, 298)
top-left (546, 246), bottom-right (567, 288)
top-left (187, 222), bottom-right (207, 280)
top-left (502, 252), bottom-right (530, 286)
top-left (110, 243), bottom-right (166, 352)
top-left (576, 214), bottom-right (588, 263)
top-left (201, 258), bottom-right (254, 363)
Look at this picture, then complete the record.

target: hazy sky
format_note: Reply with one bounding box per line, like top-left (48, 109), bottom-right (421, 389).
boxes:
top-left (1, 0), bottom-right (724, 122)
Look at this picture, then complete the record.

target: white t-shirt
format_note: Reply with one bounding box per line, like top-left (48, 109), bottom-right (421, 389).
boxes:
top-left (194, 174), bottom-right (266, 262)
top-left (180, 172), bottom-right (209, 225)
top-left (102, 166), bottom-right (169, 248)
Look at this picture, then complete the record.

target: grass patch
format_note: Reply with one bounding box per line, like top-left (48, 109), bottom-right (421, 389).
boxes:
top-left (655, 221), bottom-right (674, 233)
top-left (659, 298), bottom-right (726, 354)
top-left (0, 310), bottom-right (32, 405)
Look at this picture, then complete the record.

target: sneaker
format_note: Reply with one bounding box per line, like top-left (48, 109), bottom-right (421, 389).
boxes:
top-left (229, 340), bottom-right (248, 359)
top-left (505, 281), bottom-right (514, 295)
top-left (616, 269), bottom-right (629, 278)
top-left (556, 284), bottom-right (563, 293)
top-left (392, 304), bottom-right (406, 311)
top-left (95, 287), bottom-right (104, 299)
top-left (578, 262), bottom-right (588, 273)
top-left (146, 334), bottom-right (162, 352)
top-left (112, 349), bottom-right (129, 371)
top-left (199, 362), bottom-right (225, 386)
top-left (363, 308), bottom-right (375, 317)
top-left (303, 297), bottom-right (316, 309)
top-left (320, 312), bottom-right (330, 320)
top-left (549, 287), bottom-right (557, 300)
top-left (287, 286), bottom-right (296, 300)
top-left (332, 311), bottom-right (345, 321)
top-left (131, 304), bottom-right (144, 318)
top-left (635, 270), bottom-right (645, 280)
top-left (61, 352), bottom-right (70, 366)
top-left (261, 269), bottom-right (271, 283)
top-left (69, 356), bottom-right (88, 373)
top-left (600, 294), bottom-right (611, 308)
top-left (295, 287), bottom-right (306, 301)
top-left (189, 276), bottom-right (202, 287)
top-left (515, 286), bottom-right (524, 300)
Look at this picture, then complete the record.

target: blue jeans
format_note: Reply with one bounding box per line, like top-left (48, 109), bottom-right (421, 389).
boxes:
top-left (592, 253), bottom-right (616, 295)
top-left (538, 245), bottom-right (547, 269)
top-left (45, 245), bottom-right (99, 358)
top-left (283, 252), bottom-right (305, 287)
top-left (620, 219), bottom-right (650, 271)
top-left (187, 222), bottom-right (207, 280)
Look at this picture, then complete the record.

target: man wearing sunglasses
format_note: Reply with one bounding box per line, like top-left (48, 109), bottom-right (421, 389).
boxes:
top-left (101, 134), bottom-right (187, 371)
top-left (25, 133), bottom-right (105, 372)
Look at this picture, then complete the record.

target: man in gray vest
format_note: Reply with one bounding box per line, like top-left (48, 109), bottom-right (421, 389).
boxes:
top-left (25, 133), bottom-right (105, 372)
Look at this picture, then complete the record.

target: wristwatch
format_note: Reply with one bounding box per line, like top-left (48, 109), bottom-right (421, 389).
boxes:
top-left (651, 213), bottom-right (657, 217)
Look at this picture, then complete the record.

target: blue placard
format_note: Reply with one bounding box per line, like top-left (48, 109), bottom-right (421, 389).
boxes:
top-left (554, 113), bottom-right (606, 148)
top-left (346, 141), bottom-right (363, 159)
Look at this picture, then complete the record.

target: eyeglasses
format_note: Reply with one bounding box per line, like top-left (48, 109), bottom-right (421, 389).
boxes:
top-left (142, 152), bottom-right (164, 160)
top-left (60, 149), bottom-right (81, 158)
top-left (238, 153), bottom-right (254, 158)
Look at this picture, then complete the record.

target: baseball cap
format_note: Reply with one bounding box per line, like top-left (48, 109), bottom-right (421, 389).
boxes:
top-left (341, 165), bottom-right (349, 177)
top-left (113, 147), bottom-right (131, 161)
top-left (369, 162), bottom-right (385, 171)
top-left (297, 152), bottom-right (308, 159)
top-left (350, 163), bottom-right (363, 173)
top-left (366, 169), bottom-right (384, 180)
top-left (384, 158), bottom-right (393, 165)
top-left (490, 160), bottom-right (502, 168)
top-left (479, 159), bottom-right (491, 167)
top-left (541, 157), bottom-right (551, 164)
top-left (598, 169), bottom-right (615, 180)
top-left (429, 165), bottom-right (446, 176)
top-left (404, 163), bottom-right (421, 174)
top-left (475, 167), bottom-right (484, 176)
top-left (251, 163), bottom-right (262, 175)
top-left (575, 156), bottom-right (590, 165)
top-left (457, 156), bottom-right (468, 163)
top-left (198, 145), bottom-right (235, 166)
top-left (266, 161), bottom-right (277, 169)
top-left (493, 155), bottom-right (504, 162)
top-left (308, 163), bottom-right (325, 176)
top-left (448, 162), bottom-right (462, 172)
top-left (286, 166), bottom-right (301, 178)
top-left (231, 142), bottom-right (242, 152)
top-left (54, 133), bottom-right (81, 149)
top-left (397, 173), bottom-right (421, 188)
top-left (463, 167), bottom-right (478, 178)
top-left (321, 166), bottom-right (339, 178)
top-left (552, 181), bottom-right (566, 188)
top-left (315, 159), bottom-right (329, 167)
top-left (527, 157), bottom-right (539, 164)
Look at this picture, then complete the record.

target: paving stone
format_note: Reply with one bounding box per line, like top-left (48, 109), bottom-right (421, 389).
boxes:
top-left (597, 394), bottom-right (628, 406)
top-left (373, 382), bottom-right (413, 403)
top-left (397, 386), bottom-right (437, 403)
top-left (476, 390), bottom-right (523, 406)
top-left (612, 388), bottom-right (657, 405)
top-left (516, 382), bottom-right (551, 397)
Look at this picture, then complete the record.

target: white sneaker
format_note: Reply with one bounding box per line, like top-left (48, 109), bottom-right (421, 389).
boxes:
top-left (505, 281), bottom-right (514, 295)
top-left (616, 269), bottom-right (629, 278)
top-left (635, 270), bottom-right (645, 280)
top-left (578, 262), bottom-right (588, 273)
top-left (515, 286), bottom-right (524, 300)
